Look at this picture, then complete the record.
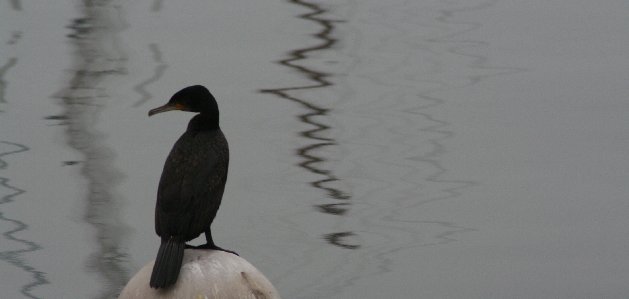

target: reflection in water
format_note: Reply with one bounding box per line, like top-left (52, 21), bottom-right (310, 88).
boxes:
top-left (271, 0), bottom-right (524, 297)
top-left (55, 1), bottom-right (131, 297)
top-left (44, 114), bottom-right (70, 127)
top-left (132, 43), bottom-right (167, 108)
top-left (0, 142), bottom-right (48, 299)
top-left (383, 0), bottom-right (525, 246)
top-left (7, 31), bottom-right (22, 45)
top-left (430, 0), bottom-right (525, 84)
top-left (151, 0), bottom-right (163, 12)
top-left (323, 231), bottom-right (359, 250)
top-left (353, 1), bottom-right (527, 285)
top-left (0, 24), bottom-right (45, 297)
top-left (8, 0), bottom-right (21, 11)
top-left (0, 58), bottom-right (18, 112)
top-left (260, 0), bottom-right (357, 249)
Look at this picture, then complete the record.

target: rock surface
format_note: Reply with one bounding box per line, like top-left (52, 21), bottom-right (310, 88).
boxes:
top-left (118, 249), bottom-right (281, 299)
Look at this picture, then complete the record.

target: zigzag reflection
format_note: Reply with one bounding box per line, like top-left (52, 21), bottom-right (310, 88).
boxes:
top-left (260, 0), bottom-right (357, 249)
top-left (0, 141), bottom-right (48, 299)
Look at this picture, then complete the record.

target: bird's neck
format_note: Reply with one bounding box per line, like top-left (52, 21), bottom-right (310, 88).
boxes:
top-left (187, 113), bottom-right (220, 131)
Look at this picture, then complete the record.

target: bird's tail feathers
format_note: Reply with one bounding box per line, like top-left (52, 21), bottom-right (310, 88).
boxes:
top-left (150, 237), bottom-right (185, 289)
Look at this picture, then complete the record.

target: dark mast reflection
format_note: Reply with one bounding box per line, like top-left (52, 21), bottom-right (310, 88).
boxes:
top-left (56, 1), bottom-right (131, 297)
top-left (260, 0), bottom-right (358, 249)
top-left (0, 142), bottom-right (48, 299)
top-left (0, 22), bottom-right (46, 298)
top-left (132, 43), bottom-right (167, 108)
top-left (0, 57), bottom-right (18, 112)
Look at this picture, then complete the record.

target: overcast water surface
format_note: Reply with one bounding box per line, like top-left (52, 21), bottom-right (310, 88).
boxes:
top-left (1, 0), bottom-right (629, 298)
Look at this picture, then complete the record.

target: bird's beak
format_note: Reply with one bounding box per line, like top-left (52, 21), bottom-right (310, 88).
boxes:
top-left (148, 104), bottom-right (181, 117)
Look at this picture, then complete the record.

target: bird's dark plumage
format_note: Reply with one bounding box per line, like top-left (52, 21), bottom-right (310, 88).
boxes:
top-left (148, 85), bottom-right (230, 289)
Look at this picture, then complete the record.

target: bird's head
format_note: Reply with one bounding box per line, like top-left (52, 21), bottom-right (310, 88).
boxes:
top-left (149, 85), bottom-right (218, 117)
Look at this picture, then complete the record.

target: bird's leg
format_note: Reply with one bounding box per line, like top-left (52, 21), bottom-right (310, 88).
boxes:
top-left (192, 230), bottom-right (238, 256)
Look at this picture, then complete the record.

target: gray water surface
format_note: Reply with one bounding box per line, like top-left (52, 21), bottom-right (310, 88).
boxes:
top-left (1, 0), bottom-right (629, 298)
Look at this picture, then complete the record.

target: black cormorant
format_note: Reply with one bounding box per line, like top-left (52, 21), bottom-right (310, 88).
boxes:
top-left (147, 85), bottom-right (232, 289)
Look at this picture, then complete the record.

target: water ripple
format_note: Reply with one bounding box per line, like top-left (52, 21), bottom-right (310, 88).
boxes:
top-left (0, 57), bottom-right (18, 112)
top-left (260, 0), bottom-right (355, 249)
top-left (0, 141), bottom-right (48, 299)
top-left (132, 43), bottom-right (167, 108)
top-left (56, 1), bottom-right (132, 297)
top-left (281, 0), bottom-right (523, 297)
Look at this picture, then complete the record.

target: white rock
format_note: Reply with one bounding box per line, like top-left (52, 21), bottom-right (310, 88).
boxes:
top-left (118, 250), bottom-right (281, 299)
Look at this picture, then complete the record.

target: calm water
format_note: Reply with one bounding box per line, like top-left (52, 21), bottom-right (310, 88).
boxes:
top-left (2, 0), bottom-right (629, 298)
